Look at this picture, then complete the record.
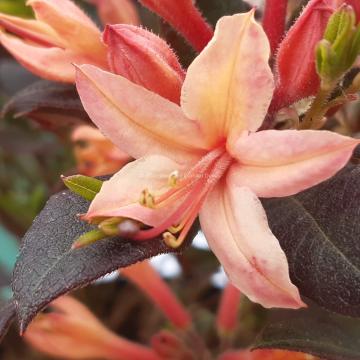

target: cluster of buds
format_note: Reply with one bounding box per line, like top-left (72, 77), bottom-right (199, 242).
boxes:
top-left (316, 4), bottom-right (360, 87)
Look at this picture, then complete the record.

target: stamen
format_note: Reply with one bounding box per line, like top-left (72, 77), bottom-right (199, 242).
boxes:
top-left (168, 170), bottom-right (179, 187)
top-left (132, 146), bottom-right (233, 247)
top-left (163, 232), bottom-right (182, 248)
top-left (139, 189), bottom-right (155, 208)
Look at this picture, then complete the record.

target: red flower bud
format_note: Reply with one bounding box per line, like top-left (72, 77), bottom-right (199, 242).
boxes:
top-left (272, 0), bottom-right (337, 111)
top-left (138, 0), bottom-right (213, 52)
top-left (103, 24), bottom-right (185, 103)
top-left (89, 0), bottom-right (140, 26)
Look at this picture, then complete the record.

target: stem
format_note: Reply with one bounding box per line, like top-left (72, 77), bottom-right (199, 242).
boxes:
top-left (299, 81), bottom-right (337, 129)
top-left (121, 261), bottom-right (192, 329)
top-left (263, 0), bottom-right (288, 54)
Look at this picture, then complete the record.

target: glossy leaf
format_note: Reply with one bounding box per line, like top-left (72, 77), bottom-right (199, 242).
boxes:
top-left (0, 300), bottom-right (16, 342)
top-left (254, 303), bottom-right (360, 360)
top-left (263, 161), bottom-right (360, 317)
top-left (12, 189), bottom-right (198, 333)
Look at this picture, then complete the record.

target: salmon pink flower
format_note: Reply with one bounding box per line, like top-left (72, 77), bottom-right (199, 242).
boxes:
top-left (72, 125), bottom-right (131, 176)
top-left (24, 296), bottom-right (160, 360)
top-left (0, 0), bottom-right (107, 82)
top-left (75, 11), bottom-right (360, 309)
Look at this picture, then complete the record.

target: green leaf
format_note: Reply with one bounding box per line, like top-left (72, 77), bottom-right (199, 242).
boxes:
top-left (254, 302), bottom-right (360, 360)
top-left (62, 175), bottom-right (103, 201)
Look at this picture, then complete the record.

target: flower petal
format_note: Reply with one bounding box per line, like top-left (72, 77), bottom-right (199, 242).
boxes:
top-left (181, 11), bottom-right (274, 146)
top-left (200, 181), bottom-right (305, 309)
top-left (76, 64), bottom-right (209, 162)
top-left (0, 13), bottom-right (63, 47)
top-left (228, 130), bottom-right (360, 197)
top-left (0, 33), bottom-right (81, 82)
top-left (28, 0), bottom-right (106, 58)
top-left (86, 155), bottom-right (188, 227)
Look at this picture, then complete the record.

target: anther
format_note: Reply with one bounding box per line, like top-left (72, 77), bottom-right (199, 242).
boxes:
top-left (168, 170), bottom-right (179, 187)
top-left (139, 189), bottom-right (155, 208)
top-left (163, 232), bottom-right (182, 249)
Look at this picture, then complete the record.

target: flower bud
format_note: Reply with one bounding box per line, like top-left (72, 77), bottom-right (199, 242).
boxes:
top-left (272, 0), bottom-right (337, 111)
top-left (103, 24), bottom-right (185, 103)
top-left (138, 0), bottom-right (213, 52)
top-left (316, 5), bottom-right (360, 85)
top-left (90, 0), bottom-right (140, 26)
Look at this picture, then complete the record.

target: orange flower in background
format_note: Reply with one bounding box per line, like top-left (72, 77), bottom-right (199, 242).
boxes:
top-left (72, 125), bottom-right (131, 177)
top-left (0, 0), bottom-right (107, 82)
top-left (24, 296), bottom-right (160, 360)
top-left (76, 11), bottom-right (360, 309)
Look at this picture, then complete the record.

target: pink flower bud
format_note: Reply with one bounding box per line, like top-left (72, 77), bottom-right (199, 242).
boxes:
top-left (138, 0), bottom-right (213, 52)
top-left (216, 283), bottom-right (242, 335)
top-left (121, 261), bottom-right (192, 329)
top-left (90, 0), bottom-right (140, 26)
top-left (103, 24), bottom-right (185, 103)
top-left (272, 0), bottom-right (337, 111)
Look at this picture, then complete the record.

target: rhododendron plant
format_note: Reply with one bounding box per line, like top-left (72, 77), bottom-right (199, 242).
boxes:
top-left (1, 0), bottom-right (360, 359)
top-left (75, 11), bottom-right (359, 309)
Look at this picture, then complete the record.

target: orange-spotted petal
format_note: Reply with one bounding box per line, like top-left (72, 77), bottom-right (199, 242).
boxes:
top-left (228, 130), bottom-right (360, 197)
top-left (76, 65), bottom-right (209, 162)
top-left (200, 182), bottom-right (305, 309)
top-left (181, 11), bottom-right (274, 147)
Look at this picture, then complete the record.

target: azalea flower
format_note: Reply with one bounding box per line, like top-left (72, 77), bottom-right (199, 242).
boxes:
top-left (0, 0), bottom-right (107, 82)
top-left (24, 296), bottom-right (160, 360)
top-left (72, 125), bottom-right (131, 177)
top-left (75, 11), bottom-right (360, 309)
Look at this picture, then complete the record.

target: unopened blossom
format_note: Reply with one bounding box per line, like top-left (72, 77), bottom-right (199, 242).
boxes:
top-left (272, 0), bottom-right (337, 111)
top-left (24, 295), bottom-right (160, 360)
top-left (103, 24), bottom-right (185, 103)
top-left (76, 11), bottom-right (360, 309)
top-left (72, 125), bottom-right (131, 177)
top-left (89, 0), bottom-right (140, 26)
top-left (0, 0), bottom-right (107, 82)
top-left (138, 0), bottom-right (213, 52)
